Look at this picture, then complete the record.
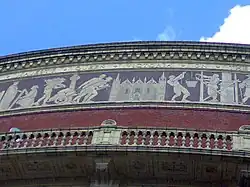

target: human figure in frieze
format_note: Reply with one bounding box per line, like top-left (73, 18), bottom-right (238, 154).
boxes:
top-left (0, 81), bottom-right (20, 110)
top-left (48, 74), bottom-right (80, 104)
top-left (35, 78), bottom-right (66, 106)
top-left (74, 75), bottom-right (113, 103)
top-left (206, 74), bottom-right (221, 102)
top-left (239, 74), bottom-right (250, 104)
top-left (197, 74), bottom-right (221, 102)
top-left (77, 74), bottom-right (110, 90)
top-left (15, 85), bottom-right (39, 108)
top-left (167, 72), bottom-right (190, 101)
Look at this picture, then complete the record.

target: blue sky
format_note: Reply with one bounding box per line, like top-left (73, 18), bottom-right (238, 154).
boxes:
top-left (1, 1), bottom-right (250, 56)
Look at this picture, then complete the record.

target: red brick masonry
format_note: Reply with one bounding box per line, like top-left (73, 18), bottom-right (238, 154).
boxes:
top-left (0, 108), bottom-right (249, 132)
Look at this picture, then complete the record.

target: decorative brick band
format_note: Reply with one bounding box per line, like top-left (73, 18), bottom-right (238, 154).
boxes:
top-left (0, 108), bottom-right (248, 132)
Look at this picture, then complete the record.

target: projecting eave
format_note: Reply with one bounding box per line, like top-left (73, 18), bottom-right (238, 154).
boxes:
top-left (0, 41), bottom-right (249, 82)
top-left (1, 41), bottom-right (250, 60)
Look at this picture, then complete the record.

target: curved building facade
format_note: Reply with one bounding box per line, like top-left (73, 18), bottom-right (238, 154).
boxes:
top-left (0, 41), bottom-right (250, 187)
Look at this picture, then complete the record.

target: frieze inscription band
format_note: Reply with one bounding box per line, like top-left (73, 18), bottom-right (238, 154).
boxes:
top-left (0, 62), bottom-right (250, 82)
top-left (0, 70), bottom-right (250, 113)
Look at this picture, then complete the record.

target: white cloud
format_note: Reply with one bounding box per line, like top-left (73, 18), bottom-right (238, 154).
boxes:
top-left (157, 26), bottom-right (176, 41)
top-left (200, 5), bottom-right (250, 44)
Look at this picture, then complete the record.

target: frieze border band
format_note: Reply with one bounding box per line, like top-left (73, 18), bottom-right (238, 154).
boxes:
top-left (1, 63), bottom-right (250, 82)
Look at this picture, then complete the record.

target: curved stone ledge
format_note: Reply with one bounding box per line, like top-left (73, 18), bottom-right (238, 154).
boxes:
top-left (0, 126), bottom-right (239, 154)
top-left (0, 102), bottom-right (250, 118)
top-left (3, 125), bottom-right (250, 161)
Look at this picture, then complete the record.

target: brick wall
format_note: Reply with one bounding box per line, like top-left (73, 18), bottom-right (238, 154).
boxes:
top-left (0, 108), bottom-right (249, 132)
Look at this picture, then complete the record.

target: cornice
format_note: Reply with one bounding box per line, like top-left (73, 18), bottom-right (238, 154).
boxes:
top-left (0, 145), bottom-right (241, 158)
top-left (0, 41), bottom-right (250, 74)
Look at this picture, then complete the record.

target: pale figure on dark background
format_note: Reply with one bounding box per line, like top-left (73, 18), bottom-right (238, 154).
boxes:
top-left (203, 74), bottom-right (220, 102)
top-left (35, 78), bottom-right (66, 106)
top-left (239, 74), bottom-right (250, 104)
top-left (15, 85), bottom-right (39, 108)
top-left (167, 72), bottom-right (190, 101)
top-left (74, 74), bottom-right (113, 103)
top-left (0, 81), bottom-right (20, 110)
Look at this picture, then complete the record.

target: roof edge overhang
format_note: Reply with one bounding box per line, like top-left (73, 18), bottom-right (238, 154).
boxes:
top-left (1, 41), bottom-right (250, 62)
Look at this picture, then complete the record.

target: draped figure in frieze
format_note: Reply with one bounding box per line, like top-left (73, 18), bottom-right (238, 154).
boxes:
top-left (73, 74), bottom-right (113, 103)
top-left (0, 82), bottom-right (20, 110)
top-left (167, 72), bottom-right (190, 101)
top-left (15, 85), bottom-right (39, 108)
top-left (239, 74), bottom-right (250, 104)
top-left (35, 78), bottom-right (66, 106)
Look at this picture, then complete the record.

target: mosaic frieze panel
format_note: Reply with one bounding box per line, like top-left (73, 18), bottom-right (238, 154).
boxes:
top-left (0, 70), bottom-right (250, 112)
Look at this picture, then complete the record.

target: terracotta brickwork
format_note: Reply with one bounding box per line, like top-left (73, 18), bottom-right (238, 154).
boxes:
top-left (0, 108), bottom-right (249, 132)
